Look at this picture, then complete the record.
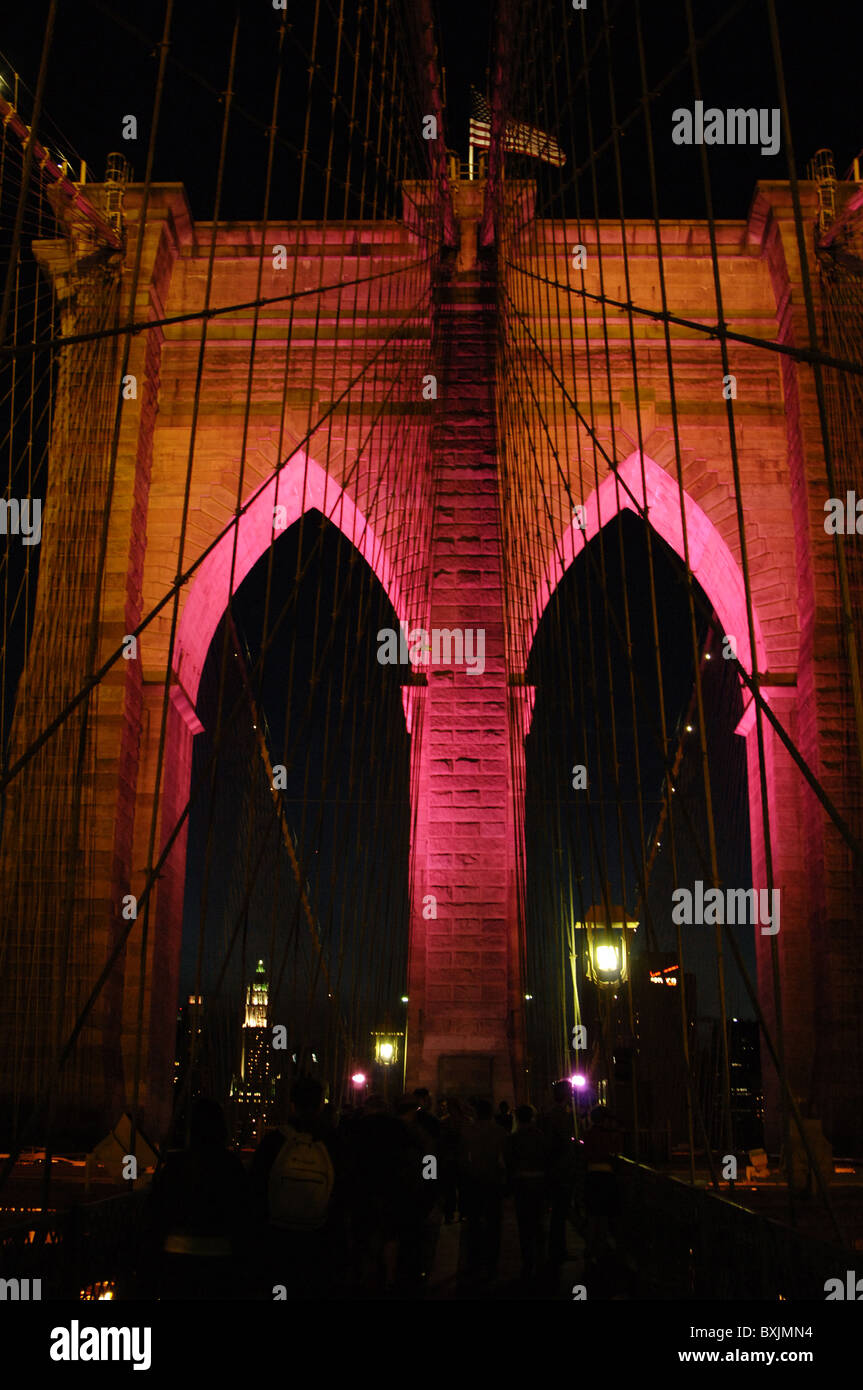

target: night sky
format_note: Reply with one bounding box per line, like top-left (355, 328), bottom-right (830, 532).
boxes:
top-left (2, 2), bottom-right (861, 219)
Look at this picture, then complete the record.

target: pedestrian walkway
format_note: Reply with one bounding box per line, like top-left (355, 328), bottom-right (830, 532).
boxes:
top-left (424, 1197), bottom-right (586, 1299)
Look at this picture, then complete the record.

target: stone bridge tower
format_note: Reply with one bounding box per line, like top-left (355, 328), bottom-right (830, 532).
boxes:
top-left (1, 167), bottom-right (861, 1152)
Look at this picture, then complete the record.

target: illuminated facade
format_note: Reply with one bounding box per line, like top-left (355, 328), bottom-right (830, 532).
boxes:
top-left (3, 170), bottom-right (861, 1153)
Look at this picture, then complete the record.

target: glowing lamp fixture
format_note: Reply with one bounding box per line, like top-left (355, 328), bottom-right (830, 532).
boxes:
top-left (575, 903), bottom-right (638, 987)
top-left (570, 1074), bottom-right (587, 1089)
top-left (371, 1031), bottom-right (402, 1066)
top-left (351, 1072), bottom-right (367, 1086)
top-left (594, 943), bottom-right (620, 973)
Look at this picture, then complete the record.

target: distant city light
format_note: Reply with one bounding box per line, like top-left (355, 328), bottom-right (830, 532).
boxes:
top-left (686, 724), bottom-right (693, 732)
top-left (524, 993), bottom-right (533, 1001)
top-left (401, 995), bottom-right (409, 1003)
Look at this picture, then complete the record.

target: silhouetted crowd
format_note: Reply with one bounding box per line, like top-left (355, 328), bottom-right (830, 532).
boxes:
top-left (139, 1079), bottom-right (622, 1298)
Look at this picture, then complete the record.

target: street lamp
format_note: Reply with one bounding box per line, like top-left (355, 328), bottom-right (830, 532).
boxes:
top-left (371, 1032), bottom-right (402, 1066)
top-left (574, 903), bottom-right (638, 988)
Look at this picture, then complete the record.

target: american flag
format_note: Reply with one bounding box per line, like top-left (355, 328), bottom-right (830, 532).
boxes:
top-left (468, 87), bottom-right (566, 167)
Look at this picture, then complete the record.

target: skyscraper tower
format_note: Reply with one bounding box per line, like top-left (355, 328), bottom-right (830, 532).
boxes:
top-left (230, 960), bottom-right (274, 1143)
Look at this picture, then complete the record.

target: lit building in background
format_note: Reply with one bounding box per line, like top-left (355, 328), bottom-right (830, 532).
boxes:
top-left (230, 959), bottom-right (275, 1144)
top-left (174, 995), bottom-right (205, 1098)
top-left (620, 952), bottom-right (698, 1160)
top-left (170, 993), bottom-right (208, 1146)
top-left (728, 1018), bottom-right (764, 1149)
top-left (697, 1016), bottom-right (764, 1152)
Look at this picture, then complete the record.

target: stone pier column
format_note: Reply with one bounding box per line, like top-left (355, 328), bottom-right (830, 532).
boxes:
top-left (406, 191), bottom-right (526, 1102)
top-left (0, 187), bottom-right (188, 1144)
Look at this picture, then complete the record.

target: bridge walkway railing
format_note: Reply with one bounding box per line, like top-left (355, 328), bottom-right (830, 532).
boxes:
top-left (612, 1157), bottom-right (848, 1300)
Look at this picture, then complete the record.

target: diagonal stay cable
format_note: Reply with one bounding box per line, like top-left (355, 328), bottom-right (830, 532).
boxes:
top-left (224, 611), bottom-right (353, 1057)
top-left (0, 256), bottom-right (432, 356)
top-left (0, 431), bottom-right (401, 1189)
top-left (503, 258), bottom-right (863, 381)
top-left (0, 239), bottom-right (432, 1178)
top-left (502, 280), bottom-right (863, 869)
top-left (0, 273), bottom-right (434, 796)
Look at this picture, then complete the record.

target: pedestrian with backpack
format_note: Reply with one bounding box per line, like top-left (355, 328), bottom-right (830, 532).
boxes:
top-left (250, 1076), bottom-right (336, 1298)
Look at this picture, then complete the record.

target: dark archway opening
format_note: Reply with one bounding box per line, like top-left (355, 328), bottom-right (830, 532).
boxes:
top-left (524, 509), bottom-right (758, 1154)
top-left (176, 510), bottom-right (411, 1144)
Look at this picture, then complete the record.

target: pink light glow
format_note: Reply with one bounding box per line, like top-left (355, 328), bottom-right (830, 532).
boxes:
top-left (174, 453), bottom-right (407, 710)
top-left (351, 1072), bottom-right (367, 1086)
top-left (570, 1074), bottom-right (587, 1089)
top-left (530, 451), bottom-right (768, 679)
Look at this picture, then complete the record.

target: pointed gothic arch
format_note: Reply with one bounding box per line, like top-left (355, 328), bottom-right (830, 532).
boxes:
top-left (172, 452), bottom-right (408, 710)
top-left (529, 450), bottom-right (769, 680)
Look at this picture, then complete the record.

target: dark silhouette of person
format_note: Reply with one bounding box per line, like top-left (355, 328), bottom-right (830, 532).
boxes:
top-left (541, 1081), bottom-right (578, 1263)
top-left (583, 1104), bottom-right (622, 1285)
top-left (413, 1087), bottom-right (442, 1146)
top-left (407, 1089), bottom-right (443, 1282)
top-left (250, 1076), bottom-right (338, 1298)
top-left (495, 1100), bottom-right (514, 1134)
top-left (142, 1097), bottom-right (250, 1299)
top-left (344, 1093), bottom-right (419, 1293)
top-left (506, 1104), bottom-right (549, 1282)
top-left (438, 1097), bottom-right (464, 1223)
top-left (458, 1097), bottom-right (507, 1283)
top-left (392, 1093), bottom-right (436, 1290)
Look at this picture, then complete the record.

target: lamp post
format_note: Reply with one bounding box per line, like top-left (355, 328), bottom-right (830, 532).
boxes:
top-left (574, 902), bottom-right (638, 988)
top-left (371, 1031), bottom-right (403, 1105)
top-left (570, 903), bottom-right (638, 1108)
